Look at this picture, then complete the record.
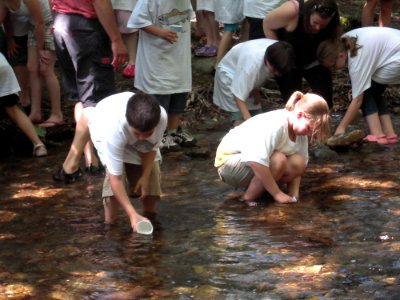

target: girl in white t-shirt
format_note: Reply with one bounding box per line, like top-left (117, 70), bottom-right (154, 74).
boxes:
top-left (215, 91), bottom-right (330, 206)
top-left (317, 27), bottom-right (399, 144)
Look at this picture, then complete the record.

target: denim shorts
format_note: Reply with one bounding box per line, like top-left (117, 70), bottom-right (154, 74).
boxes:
top-left (224, 23), bottom-right (240, 31)
top-left (229, 108), bottom-right (263, 121)
top-left (153, 92), bottom-right (188, 114)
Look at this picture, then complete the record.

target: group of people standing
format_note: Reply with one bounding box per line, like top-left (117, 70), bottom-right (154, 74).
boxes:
top-left (0, 0), bottom-right (399, 234)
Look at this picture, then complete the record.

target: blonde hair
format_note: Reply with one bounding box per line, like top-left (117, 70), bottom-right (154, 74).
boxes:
top-left (317, 36), bottom-right (361, 65)
top-left (285, 91), bottom-right (331, 143)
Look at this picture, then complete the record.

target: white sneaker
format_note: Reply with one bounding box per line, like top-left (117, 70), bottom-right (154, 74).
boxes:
top-left (171, 127), bottom-right (196, 147)
top-left (160, 133), bottom-right (180, 152)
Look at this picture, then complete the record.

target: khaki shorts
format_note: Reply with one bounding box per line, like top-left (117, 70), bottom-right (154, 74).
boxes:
top-left (28, 22), bottom-right (55, 51)
top-left (102, 161), bottom-right (161, 199)
top-left (217, 154), bottom-right (254, 188)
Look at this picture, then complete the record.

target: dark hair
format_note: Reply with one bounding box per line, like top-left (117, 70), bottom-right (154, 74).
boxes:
top-left (265, 41), bottom-right (296, 76)
top-left (317, 36), bottom-right (361, 66)
top-left (125, 92), bottom-right (161, 132)
top-left (303, 0), bottom-right (342, 39)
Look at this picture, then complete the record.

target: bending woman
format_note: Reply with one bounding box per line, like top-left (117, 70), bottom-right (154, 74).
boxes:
top-left (263, 0), bottom-right (341, 108)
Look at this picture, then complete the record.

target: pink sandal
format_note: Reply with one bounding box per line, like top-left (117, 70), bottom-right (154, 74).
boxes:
top-left (386, 134), bottom-right (398, 144)
top-left (363, 134), bottom-right (388, 145)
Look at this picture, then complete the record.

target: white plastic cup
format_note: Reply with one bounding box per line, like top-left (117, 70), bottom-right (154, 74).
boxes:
top-left (170, 24), bottom-right (182, 42)
top-left (136, 219), bottom-right (154, 235)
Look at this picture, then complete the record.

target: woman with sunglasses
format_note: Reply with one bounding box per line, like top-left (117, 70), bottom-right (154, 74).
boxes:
top-left (263, 0), bottom-right (341, 108)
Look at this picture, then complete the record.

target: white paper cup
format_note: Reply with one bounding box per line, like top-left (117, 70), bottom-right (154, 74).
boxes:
top-left (170, 25), bottom-right (183, 32)
top-left (136, 219), bottom-right (153, 235)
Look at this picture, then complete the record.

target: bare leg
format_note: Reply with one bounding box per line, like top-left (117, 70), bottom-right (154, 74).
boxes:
top-left (104, 196), bottom-right (120, 224)
top-left (379, 114), bottom-right (396, 136)
top-left (13, 65), bottom-right (30, 107)
top-left (215, 30), bottom-right (233, 67)
top-left (244, 152), bottom-right (287, 201)
top-left (361, 0), bottom-right (379, 26)
top-left (5, 105), bottom-right (43, 146)
top-left (62, 105), bottom-right (94, 173)
top-left (74, 103), bottom-right (99, 168)
top-left (379, 0), bottom-right (393, 26)
top-left (167, 113), bottom-right (181, 131)
top-left (122, 32), bottom-right (137, 66)
top-left (142, 196), bottom-right (160, 214)
top-left (27, 47), bottom-right (42, 122)
top-left (203, 11), bottom-right (220, 47)
top-left (39, 50), bottom-right (63, 123)
top-left (364, 113), bottom-right (385, 136)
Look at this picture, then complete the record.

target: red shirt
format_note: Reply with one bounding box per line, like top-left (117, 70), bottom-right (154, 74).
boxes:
top-left (51, 0), bottom-right (97, 19)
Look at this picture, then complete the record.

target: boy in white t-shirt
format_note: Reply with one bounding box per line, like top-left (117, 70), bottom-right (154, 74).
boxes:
top-left (88, 92), bottom-right (167, 233)
top-left (127, 0), bottom-right (196, 152)
top-left (213, 39), bottom-right (295, 126)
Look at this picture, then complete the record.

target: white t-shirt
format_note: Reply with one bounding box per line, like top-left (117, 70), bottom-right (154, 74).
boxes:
top-left (196, 0), bottom-right (214, 12)
top-left (216, 109), bottom-right (309, 167)
top-left (213, 38), bottom-right (276, 112)
top-left (88, 92), bottom-right (168, 176)
top-left (344, 27), bottom-right (400, 99)
top-left (243, 0), bottom-right (284, 19)
top-left (111, 0), bottom-right (137, 11)
top-left (214, 0), bottom-right (244, 24)
top-left (127, 0), bottom-right (193, 94)
top-left (0, 53), bottom-right (20, 97)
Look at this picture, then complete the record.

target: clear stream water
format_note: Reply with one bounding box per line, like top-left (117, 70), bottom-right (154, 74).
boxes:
top-left (0, 116), bottom-right (399, 299)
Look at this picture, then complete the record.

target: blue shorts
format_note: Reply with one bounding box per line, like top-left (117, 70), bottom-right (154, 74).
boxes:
top-left (224, 23), bottom-right (240, 31)
top-left (53, 13), bottom-right (115, 108)
top-left (229, 108), bottom-right (263, 122)
top-left (153, 93), bottom-right (188, 114)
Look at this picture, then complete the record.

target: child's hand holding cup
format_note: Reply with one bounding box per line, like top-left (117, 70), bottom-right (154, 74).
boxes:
top-left (169, 24), bottom-right (183, 42)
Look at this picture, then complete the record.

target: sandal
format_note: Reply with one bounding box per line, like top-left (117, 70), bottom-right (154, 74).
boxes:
top-left (33, 143), bottom-right (47, 157)
top-left (52, 167), bottom-right (82, 184)
top-left (363, 134), bottom-right (388, 145)
top-left (386, 134), bottom-right (398, 144)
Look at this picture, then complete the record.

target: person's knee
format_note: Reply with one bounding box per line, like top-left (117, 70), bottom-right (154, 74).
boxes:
top-left (287, 154), bottom-right (306, 177)
top-left (270, 151), bottom-right (288, 177)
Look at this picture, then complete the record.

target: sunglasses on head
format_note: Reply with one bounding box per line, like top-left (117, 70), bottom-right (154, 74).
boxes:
top-left (312, 4), bottom-right (336, 18)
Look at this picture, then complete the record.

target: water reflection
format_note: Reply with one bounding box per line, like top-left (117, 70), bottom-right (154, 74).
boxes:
top-left (0, 117), bottom-right (399, 298)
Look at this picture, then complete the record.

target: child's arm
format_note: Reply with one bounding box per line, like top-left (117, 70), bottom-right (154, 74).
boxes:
top-left (109, 173), bottom-right (143, 228)
top-left (142, 25), bottom-right (178, 44)
top-left (24, 0), bottom-right (45, 51)
top-left (263, 0), bottom-right (298, 39)
top-left (335, 93), bottom-right (364, 135)
top-left (235, 97), bottom-right (251, 121)
top-left (249, 161), bottom-right (297, 203)
top-left (93, 0), bottom-right (127, 68)
top-left (134, 150), bottom-right (157, 200)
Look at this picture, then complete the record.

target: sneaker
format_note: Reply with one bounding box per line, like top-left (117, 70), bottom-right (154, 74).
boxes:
top-left (171, 127), bottom-right (196, 147)
top-left (202, 45), bottom-right (218, 57)
top-left (53, 167), bottom-right (82, 183)
top-left (85, 164), bottom-right (105, 176)
top-left (122, 64), bottom-right (135, 78)
top-left (160, 133), bottom-right (181, 152)
top-left (33, 143), bottom-right (47, 157)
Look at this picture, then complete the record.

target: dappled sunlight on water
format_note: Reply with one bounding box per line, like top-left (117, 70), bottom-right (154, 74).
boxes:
top-left (0, 117), bottom-right (399, 299)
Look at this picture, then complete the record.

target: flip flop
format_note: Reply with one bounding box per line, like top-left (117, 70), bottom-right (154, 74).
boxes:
top-left (363, 134), bottom-right (388, 145)
top-left (38, 119), bottom-right (66, 128)
top-left (386, 134), bottom-right (398, 144)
